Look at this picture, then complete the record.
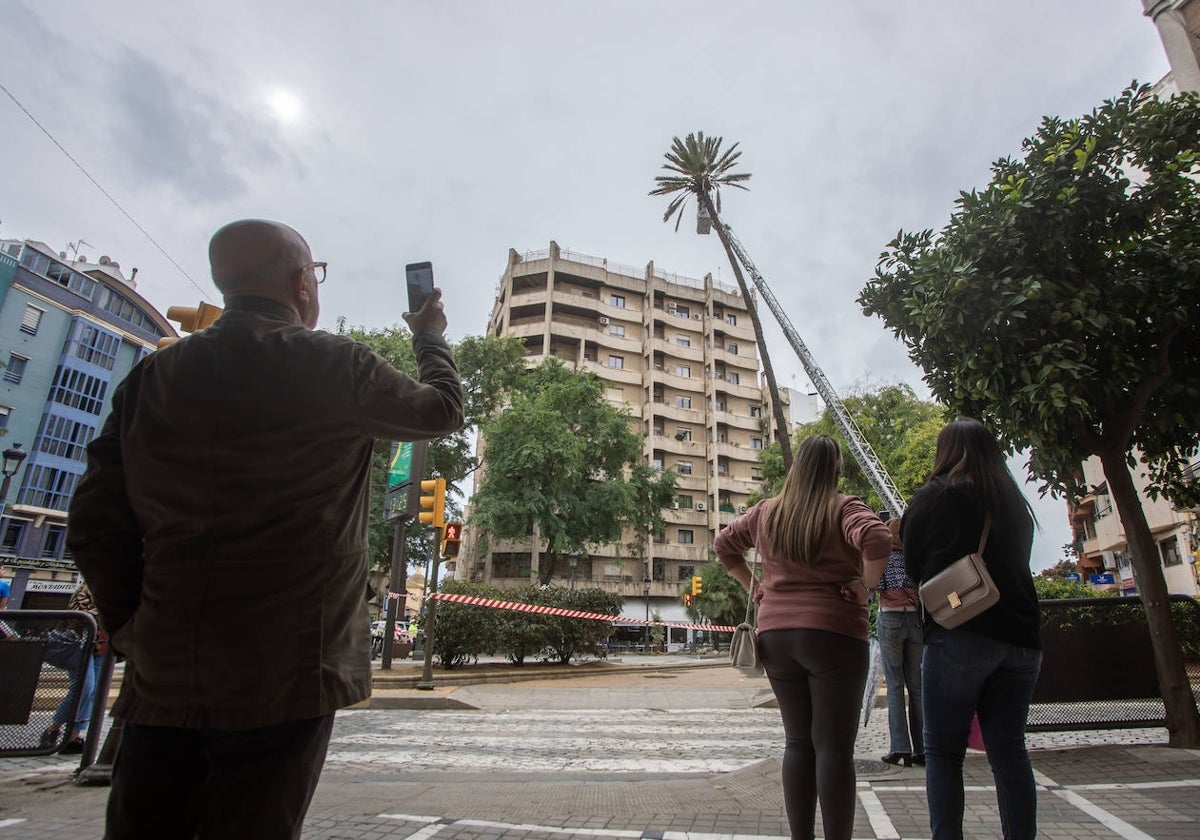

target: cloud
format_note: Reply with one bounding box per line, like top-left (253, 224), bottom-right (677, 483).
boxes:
top-left (101, 48), bottom-right (285, 203)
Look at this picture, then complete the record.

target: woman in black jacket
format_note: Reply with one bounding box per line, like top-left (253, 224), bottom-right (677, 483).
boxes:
top-left (901, 418), bottom-right (1041, 840)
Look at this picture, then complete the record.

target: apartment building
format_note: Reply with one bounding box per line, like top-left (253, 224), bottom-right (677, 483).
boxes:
top-left (0, 237), bottom-right (174, 608)
top-left (455, 242), bottom-right (788, 637)
top-left (1071, 454), bottom-right (1200, 596)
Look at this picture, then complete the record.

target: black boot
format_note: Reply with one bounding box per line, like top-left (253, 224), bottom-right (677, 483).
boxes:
top-left (881, 752), bottom-right (912, 767)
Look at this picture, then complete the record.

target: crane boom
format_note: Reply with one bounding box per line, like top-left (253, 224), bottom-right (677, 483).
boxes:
top-left (721, 224), bottom-right (906, 515)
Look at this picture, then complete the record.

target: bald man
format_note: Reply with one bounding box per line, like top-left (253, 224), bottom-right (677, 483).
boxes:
top-left (67, 220), bottom-right (464, 840)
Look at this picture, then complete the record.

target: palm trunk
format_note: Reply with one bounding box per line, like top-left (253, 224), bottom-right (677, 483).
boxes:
top-left (1098, 445), bottom-right (1200, 747)
top-left (700, 191), bottom-right (793, 473)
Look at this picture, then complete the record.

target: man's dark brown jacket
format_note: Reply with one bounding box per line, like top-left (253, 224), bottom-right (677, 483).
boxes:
top-left (66, 297), bottom-right (464, 729)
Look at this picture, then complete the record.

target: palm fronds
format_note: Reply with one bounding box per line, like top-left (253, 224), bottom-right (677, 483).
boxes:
top-left (650, 131), bottom-right (751, 231)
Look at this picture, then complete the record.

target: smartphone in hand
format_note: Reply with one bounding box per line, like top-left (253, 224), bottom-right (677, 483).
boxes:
top-left (405, 261), bottom-right (435, 313)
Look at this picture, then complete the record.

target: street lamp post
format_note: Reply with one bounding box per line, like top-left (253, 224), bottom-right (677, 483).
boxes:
top-left (0, 443), bottom-right (28, 506)
top-left (1, 443), bottom-right (29, 608)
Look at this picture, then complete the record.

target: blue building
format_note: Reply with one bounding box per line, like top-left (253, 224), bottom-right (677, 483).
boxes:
top-left (0, 238), bottom-right (176, 608)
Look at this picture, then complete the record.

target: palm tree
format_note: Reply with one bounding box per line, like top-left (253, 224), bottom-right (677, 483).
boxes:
top-left (650, 132), bottom-right (793, 472)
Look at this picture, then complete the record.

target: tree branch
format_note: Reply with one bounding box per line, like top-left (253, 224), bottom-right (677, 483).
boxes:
top-left (1103, 325), bottom-right (1180, 451)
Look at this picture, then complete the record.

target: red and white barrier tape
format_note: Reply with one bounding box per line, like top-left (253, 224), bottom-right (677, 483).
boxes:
top-left (416, 590), bottom-right (737, 632)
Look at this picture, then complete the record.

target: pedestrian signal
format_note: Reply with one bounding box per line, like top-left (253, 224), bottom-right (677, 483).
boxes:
top-left (683, 593), bottom-right (692, 607)
top-left (442, 521), bottom-right (462, 557)
top-left (157, 302), bottom-right (223, 349)
top-left (691, 576), bottom-right (703, 597)
top-left (418, 478), bottom-right (446, 531)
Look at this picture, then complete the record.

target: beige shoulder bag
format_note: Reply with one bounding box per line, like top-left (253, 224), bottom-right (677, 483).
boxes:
top-left (918, 518), bottom-right (997, 629)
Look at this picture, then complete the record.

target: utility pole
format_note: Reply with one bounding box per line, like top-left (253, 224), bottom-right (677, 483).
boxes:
top-left (382, 441), bottom-right (427, 669)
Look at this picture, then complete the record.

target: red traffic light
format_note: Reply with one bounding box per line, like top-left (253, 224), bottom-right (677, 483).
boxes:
top-left (444, 522), bottom-right (462, 541)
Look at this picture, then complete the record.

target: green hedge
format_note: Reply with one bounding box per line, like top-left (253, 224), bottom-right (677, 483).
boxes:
top-left (432, 580), bottom-right (624, 668)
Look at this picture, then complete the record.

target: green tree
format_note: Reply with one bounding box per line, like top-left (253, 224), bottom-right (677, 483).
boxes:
top-left (859, 84), bottom-right (1200, 745)
top-left (470, 359), bottom-right (678, 584)
top-left (337, 323), bottom-right (527, 572)
top-left (689, 561), bottom-right (747, 630)
top-left (651, 132), bottom-right (793, 473)
top-left (1033, 577), bottom-right (1100, 600)
top-left (794, 382), bottom-right (946, 509)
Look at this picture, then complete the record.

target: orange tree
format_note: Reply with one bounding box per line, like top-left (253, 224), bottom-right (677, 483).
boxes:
top-left (859, 84), bottom-right (1200, 746)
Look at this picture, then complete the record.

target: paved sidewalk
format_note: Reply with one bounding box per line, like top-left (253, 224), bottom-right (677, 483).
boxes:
top-left (3, 660), bottom-right (1199, 839)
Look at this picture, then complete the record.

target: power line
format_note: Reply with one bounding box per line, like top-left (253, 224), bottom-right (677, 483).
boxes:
top-left (0, 81), bottom-right (215, 302)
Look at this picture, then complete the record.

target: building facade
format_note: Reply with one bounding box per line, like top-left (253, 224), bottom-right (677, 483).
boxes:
top-left (1143, 0), bottom-right (1200, 93)
top-left (0, 238), bottom-right (174, 608)
top-left (1071, 453), bottom-right (1200, 596)
top-left (454, 242), bottom-right (788, 639)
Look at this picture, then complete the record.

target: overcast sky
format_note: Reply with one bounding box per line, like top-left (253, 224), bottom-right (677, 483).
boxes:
top-left (1, 1), bottom-right (1173, 570)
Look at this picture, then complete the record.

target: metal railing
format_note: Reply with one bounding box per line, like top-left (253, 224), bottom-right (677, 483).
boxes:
top-left (0, 610), bottom-right (98, 757)
top-left (1028, 596), bottom-right (1200, 731)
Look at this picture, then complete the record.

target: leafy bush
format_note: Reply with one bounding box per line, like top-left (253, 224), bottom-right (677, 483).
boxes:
top-left (429, 580), bottom-right (623, 667)
top-left (433, 580), bottom-right (502, 668)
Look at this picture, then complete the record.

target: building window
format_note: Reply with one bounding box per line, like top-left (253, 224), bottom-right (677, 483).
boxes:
top-left (678, 565), bottom-right (695, 580)
top-left (675, 395), bottom-right (692, 409)
top-left (749, 405), bottom-right (761, 417)
top-left (607, 355), bottom-right (624, 369)
top-left (675, 428), bottom-right (692, 442)
top-left (727, 343), bottom-right (738, 355)
top-left (0, 406), bottom-right (10, 429)
top-left (675, 364), bottom-right (691, 378)
top-left (49, 366), bottom-right (109, 415)
top-left (652, 424), bottom-right (664, 436)
top-left (674, 305), bottom-right (690, 318)
top-left (678, 529), bottom-right (695, 545)
top-left (726, 313), bottom-right (737, 326)
top-left (651, 458), bottom-right (663, 470)
top-left (608, 324), bottom-right (625, 337)
top-left (728, 372), bottom-right (740, 385)
top-left (1, 520), bottom-right (25, 551)
top-left (20, 304), bottom-right (45, 335)
top-left (714, 399), bottom-right (726, 412)
top-left (73, 324), bottom-right (121, 371)
top-left (751, 467), bottom-right (763, 480)
top-left (1160, 537), bottom-right (1183, 567)
top-left (41, 525), bottom-right (66, 559)
top-left (676, 461), bottom-right (693, 475)
top-left (610, 294), bottom-right (626, 308)
top-left (675, 336), bottom-right (690, 347)
top-left (1116, 551), bottom-right (1132, 571)
top-left (18, 465), bottom-right (80, 511)
top-left (717, 460), bottom-right (729, 476)
top-left (36, 414), bottom-right (96, 462)
top-left (4, 354), bottom-right (29, 384)
top-left (751, 437), bottom-right (763, 450)
top-left (676, 495), bottom-right (693, 509)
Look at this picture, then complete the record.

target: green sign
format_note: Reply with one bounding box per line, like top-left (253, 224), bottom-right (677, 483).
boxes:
top-left (388, 441), bottom-right (414, 489)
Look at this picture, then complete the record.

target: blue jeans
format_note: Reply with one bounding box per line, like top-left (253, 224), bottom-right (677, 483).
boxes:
top-left (877, 610), bottom-right (923, 754)
top-left (52, 653), bottom-right (105, 737)
top-left (922, 627), bottom-right (1042, 840)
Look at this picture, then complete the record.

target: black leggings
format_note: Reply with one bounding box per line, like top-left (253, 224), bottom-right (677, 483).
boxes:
top-left (759, 629), bottom-right (869, 840)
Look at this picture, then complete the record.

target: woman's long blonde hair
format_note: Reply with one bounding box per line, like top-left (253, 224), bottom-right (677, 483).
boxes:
top-left (761, 434), bottom-right (842, 565)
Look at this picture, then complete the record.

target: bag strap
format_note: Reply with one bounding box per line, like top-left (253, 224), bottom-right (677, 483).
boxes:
top-left (977, 517), bottom-right (992, 555)
top-left (744, 552), bottom-right (759, 627)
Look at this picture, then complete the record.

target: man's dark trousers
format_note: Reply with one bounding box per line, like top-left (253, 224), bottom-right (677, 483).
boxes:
top-left (105, 713), bottom-right (336, 840)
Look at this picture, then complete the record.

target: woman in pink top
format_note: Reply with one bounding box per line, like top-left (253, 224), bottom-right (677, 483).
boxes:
top-left (715, 435), bottom-right (891, 840)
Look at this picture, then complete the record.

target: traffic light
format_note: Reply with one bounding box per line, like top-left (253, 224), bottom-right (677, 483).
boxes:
top-left (691, 576), bottom-right (703, 597)
top-left (683, 593), bottom-right (693, 608)
top-left (418, 478), bottom-right (446, 531)
top-left (442, 522), bottom-right (462, 557)
top-left (157, 302), bottom-right (224, 349)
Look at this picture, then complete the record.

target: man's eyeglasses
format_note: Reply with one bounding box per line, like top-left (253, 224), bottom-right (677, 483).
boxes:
top-left (302, 262), bottom-right (327, 285)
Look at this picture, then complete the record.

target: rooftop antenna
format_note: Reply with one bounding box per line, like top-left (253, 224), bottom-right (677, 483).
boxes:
top-left (67, 238), bottom-right (93, 260)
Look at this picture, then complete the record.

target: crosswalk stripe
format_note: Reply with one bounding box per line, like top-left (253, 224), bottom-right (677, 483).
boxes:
top-left (1035, 770), bottom-right (1157, 840)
